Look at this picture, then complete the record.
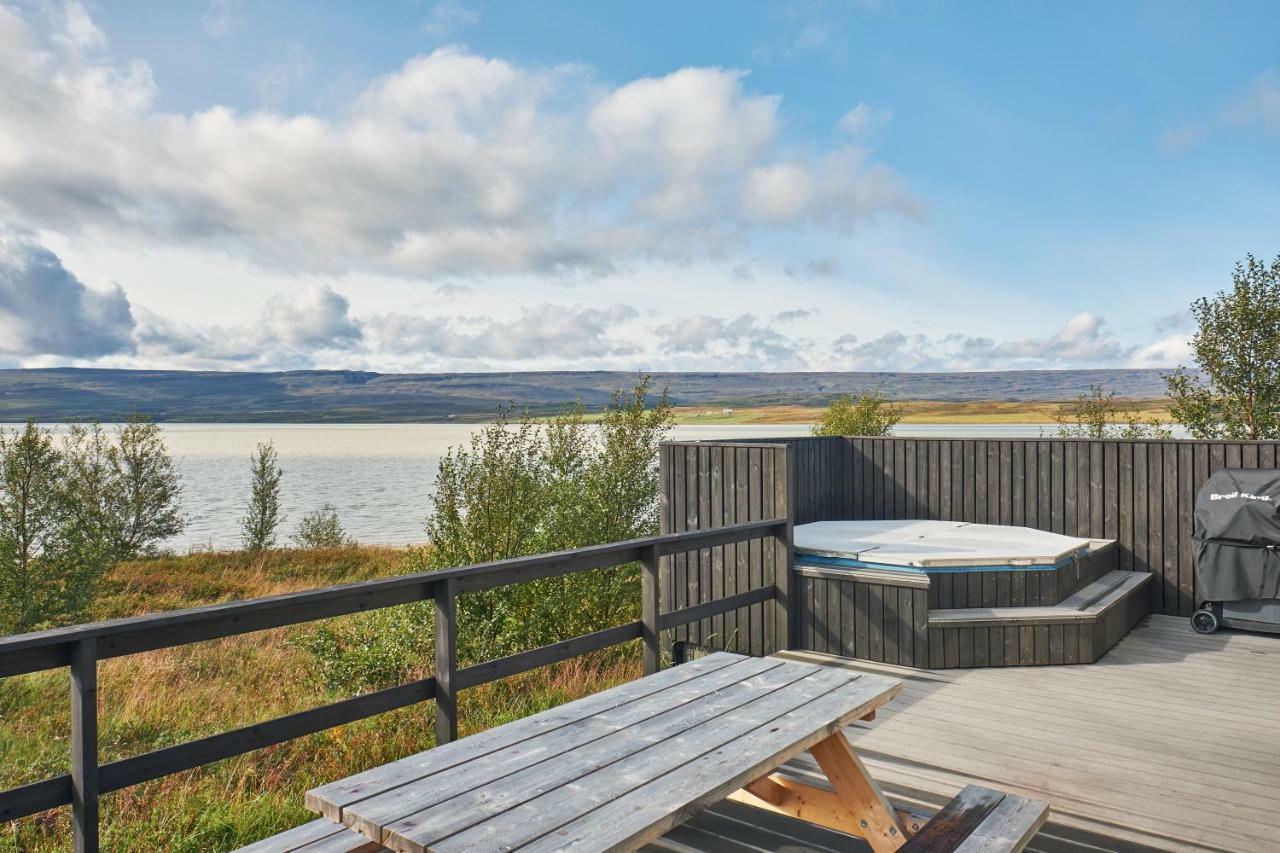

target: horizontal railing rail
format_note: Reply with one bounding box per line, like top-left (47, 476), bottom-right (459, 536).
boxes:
top-left (0, 517), bottom-right (790, 851)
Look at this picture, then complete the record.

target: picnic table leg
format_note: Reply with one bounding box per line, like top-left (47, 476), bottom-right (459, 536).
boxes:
top-left (808, 730), bottom-right (906, 853)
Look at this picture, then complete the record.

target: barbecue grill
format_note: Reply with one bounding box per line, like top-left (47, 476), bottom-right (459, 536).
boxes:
top-left (1191, 468), bottom-right (1280, 635)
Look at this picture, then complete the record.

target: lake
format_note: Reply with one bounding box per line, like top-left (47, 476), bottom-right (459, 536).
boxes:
top-left (7, 422), bottom-right (1089, 550)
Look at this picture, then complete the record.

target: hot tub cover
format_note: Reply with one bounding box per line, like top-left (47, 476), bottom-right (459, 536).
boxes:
top-left (1193, 468), bottom-right (1280, 601)
top-left (794, 519), bottom-right (1097, 569)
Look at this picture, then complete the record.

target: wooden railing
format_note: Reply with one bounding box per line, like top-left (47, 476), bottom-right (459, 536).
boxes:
top-left (0, 518), bottom-right (792, 852)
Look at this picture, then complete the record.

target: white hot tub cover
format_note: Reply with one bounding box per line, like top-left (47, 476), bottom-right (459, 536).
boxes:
top-left (794, 519), bottom-right (1102, 568)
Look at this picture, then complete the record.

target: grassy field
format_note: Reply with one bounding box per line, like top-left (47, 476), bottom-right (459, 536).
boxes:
top-left (0, 549), bottom-right (640, 852)
top-left (670, 398), bottom-right (1173, 425)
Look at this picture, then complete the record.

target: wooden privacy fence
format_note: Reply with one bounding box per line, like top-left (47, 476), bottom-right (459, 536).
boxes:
top-left (0, 518), bottom-right (787, 853)
top-left (663, 435), bottom-right (1280, 619)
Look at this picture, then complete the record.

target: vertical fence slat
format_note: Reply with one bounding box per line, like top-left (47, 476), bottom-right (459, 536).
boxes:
top-left (433, 578), bottom-right (458, 745)
top-left (71, 638), bottom-right (98, 853)
top-left (641, 543), bottom-right (662, 675)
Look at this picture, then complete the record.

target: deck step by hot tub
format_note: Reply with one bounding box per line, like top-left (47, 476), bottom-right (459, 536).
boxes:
top-left (926, 571), bottom-right (1151, 667)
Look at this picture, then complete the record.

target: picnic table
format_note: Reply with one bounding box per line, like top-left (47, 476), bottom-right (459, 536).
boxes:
top-left (289, 652), bottom-right (1047, 853)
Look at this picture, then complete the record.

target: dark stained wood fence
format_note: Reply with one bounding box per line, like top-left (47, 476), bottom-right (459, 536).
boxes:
top-left (660, 442), bottom-right (793, 657)
top-left (661, 436), bottom-right (1280, 620)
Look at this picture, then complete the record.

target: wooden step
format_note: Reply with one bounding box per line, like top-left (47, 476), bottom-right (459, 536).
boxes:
top-left (928, 572), bottom-right (1151, 628)
top-left (925, 572), bottom-right (1151, 666)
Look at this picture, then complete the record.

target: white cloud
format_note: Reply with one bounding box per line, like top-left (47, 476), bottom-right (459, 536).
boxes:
top-left (367, 304), bottom-right (639, 362)
top-left (0, 231), bottom-right (135, 358)
top-left (1130, 333), bottom-right (1192, 368)
top-left (824, 313), bottom-right (1141, 371)
top-left (255, 42), bottom-right (312, 108)
top-left (838, 102), bottom-right (891, 138)
top-left (1162, 68), bottom-right (1280, 151)
top-left (654, 314), bottom-right (804, 366)
top-left (0, 5), bottom-right (914, 279)
top-left (260, 285), bottom-right (361, 349)
top-left (202, 0), bottom-right (245, 38)
top-left (1225, 70), bottom-right (1280, 136)
top-left (420, 1), bottom-right (480, 39)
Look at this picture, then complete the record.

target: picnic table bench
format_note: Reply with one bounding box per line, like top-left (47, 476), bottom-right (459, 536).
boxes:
top-left (240, 652), bottom-right (1047, 852)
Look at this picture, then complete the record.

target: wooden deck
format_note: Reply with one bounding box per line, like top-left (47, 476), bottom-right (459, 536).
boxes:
top-left (774, 615), bottom-right (1280, 852)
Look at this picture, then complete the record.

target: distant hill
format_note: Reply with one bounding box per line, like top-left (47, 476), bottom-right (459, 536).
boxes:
top-left (0, 368), bottom-right (1174, 423)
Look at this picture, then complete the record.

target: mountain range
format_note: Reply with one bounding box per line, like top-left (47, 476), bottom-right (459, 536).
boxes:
top-left (0, 368), bottom-right (1174, 422)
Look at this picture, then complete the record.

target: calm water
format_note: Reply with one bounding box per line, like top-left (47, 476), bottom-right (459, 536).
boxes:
top-left (8, 422), bottom-right (1079, 550)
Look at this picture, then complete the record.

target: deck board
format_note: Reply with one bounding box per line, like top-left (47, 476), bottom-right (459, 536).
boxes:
top-left (779, 615), bottom-right (1280, 852)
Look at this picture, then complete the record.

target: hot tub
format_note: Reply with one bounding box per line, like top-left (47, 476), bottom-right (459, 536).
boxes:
top-left (795, 519), bottom-right (1104, 571)
top-left (794, 519), bottom-right (1118, 610)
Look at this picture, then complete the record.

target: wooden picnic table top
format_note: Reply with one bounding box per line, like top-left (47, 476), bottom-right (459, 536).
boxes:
top-left (305, 652), bottom-right (902, 853)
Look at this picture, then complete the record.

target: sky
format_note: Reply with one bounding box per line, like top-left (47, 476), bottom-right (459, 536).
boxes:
top-left (0, 0), bottom-right (1277, 374)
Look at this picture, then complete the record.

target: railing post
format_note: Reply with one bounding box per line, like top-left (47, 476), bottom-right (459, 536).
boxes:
top-left (641, 543), bottom-right (662, 674)
top-left (773, 446), bottom-right (796, 651)
top-left (433, 578), bottom-right (458, 745)
top-left (70, 638), bottom-right (99, 853)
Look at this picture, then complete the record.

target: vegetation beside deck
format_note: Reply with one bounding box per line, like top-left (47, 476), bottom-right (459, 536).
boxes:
top-left (0, 548), bottom-right (641, 851)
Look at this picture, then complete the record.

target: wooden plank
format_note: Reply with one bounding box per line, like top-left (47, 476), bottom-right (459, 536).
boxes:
top-left (721, 446), bottom-right (738, 650)
top-left (686, 446), bottom-right (701, 645)
top-left (773, 446), bottom-right (793, 652)
top-left (1147, 442), bottom-right (1163, 616)
top-left (709, 446), bottom-right (725, 652)
top-left (1117, 441), bottom-right (1132, 571)
top-left (232, 819), bottom-right (381, 853)
top-left (375, 659), bottom-right (825, 850)
top-left (735, 447), bottom-right (751, 653)
top-left (898, 587), bottom-right (914, 668)
top-left (899, 785), bottom-right (1005, 852)
top-left (868, 584), bottom-right (885, 662)
top-left (71, 639), bottom-right (98, 853)
top-left (1050, 441), bottom-right (1064, 534)
top-left (953, 791), bottom-right (1049, 852)
top-left (1177, 443), bottom-right (1194, 617)
top-left (433, 578), bottom-right (458, 744)
top-left (671, 447), bottom-right (688, 648)
top-left (1162, 443), bottom-right (1180, 619)
top-left (697, 445), bottom-right (713, 643)
top-left (913, 588), bottom-right (930, 669)
top-left (840, 579), bottom-right (858, 660)
top-left (748, 447), bottom-right (764, 655)
top-left (305, 654), bottom-right (744, 819)
top-left (499, 671), bottom-right (900, 853)
top-left (1024, 441), bottom-right (1039, 530)
top-left (808, 732), bottom-right (907, 852)
top-left (855, 580), bottom-right (871, 660)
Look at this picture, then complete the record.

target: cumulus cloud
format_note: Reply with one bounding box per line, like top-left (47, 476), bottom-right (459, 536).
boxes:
top-left (655, 313), bottom-right (803, 365)
top-left (826, 313), bottom-right (1141, 371)
top-left (260, 285), bottom-right (361, 349)
top-left (0, 5), bottom-right (913, 278)
top-left (0, 231), bottom-right (135, 358)
top-left (367, 304), bottom-right (639, 362)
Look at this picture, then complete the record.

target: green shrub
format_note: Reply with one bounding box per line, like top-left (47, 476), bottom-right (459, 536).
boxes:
top-left (292, 504), bottom-right (351, 549)
top-left (297, 377), bottom-right (673, 695)
top-left (811, 390), bottom-right (904, 437)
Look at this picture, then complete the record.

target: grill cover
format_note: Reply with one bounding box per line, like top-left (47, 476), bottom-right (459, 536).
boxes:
top-left (1193, 469), bottom-right (1280, 601)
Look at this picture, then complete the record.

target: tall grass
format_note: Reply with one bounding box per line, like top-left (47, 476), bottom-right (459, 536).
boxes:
top-left (0, 548), bottom-right (640, 852)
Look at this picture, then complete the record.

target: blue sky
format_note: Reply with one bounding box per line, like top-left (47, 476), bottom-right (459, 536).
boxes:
top-left (0, 0), bottom-right (1277, 372)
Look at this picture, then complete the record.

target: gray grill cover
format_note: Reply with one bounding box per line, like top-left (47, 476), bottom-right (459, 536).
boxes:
top-left (1193, 468), bottom-right (1280, 601)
